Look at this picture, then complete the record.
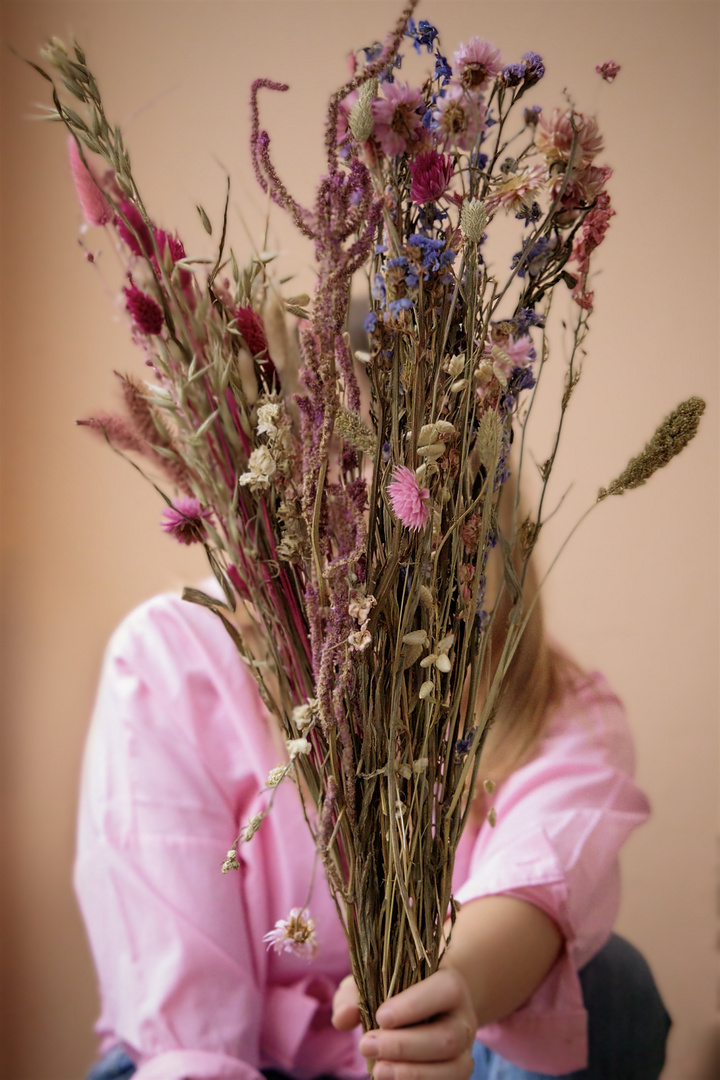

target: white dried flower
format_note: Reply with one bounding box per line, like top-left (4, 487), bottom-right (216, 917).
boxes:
top-left (437, 633), bottom-right (455, 653)
top-left (417, 420), bottom-right (455, 447)
top-left (402, 629), bottom-right (428, 646)
top-left (243, 813), bottom-right (264, 842)
top-left (266, 764), bottom-right (287, 788)
top-left (412, 757), bottom-right (429, 773)
top-left (417, 441), bottom-right (446, 461)
top-left (460, 197), bottom-right (488, 242)
top-left (450, 378), bottom-right (469, 393)
top-left (443, 355), bottom-right (465, 378)
top-left (291, 700), bottom-right (317, 731)
top-left (221, 848), bottom-right (241, 873)
top-left (348, 592), bottom-right (376, 625)
top-left (238, 445), bottom-right (277, 487)
top-left (435, 653), bottom-right (452, 673)
top-left (420, 653), bottom-right (438, 669)
top-left (286, 737), bottom-right (312, 760)
top-left (256, 402), bottom-right (281, 438)
top-left (348, 627), bottom-right (372, 651)
top-left (419, 680), bottom-right (435, 699)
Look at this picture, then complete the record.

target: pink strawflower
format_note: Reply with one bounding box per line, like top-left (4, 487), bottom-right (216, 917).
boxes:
top-left (388, 465), bottom-right (431, 531)
top-left (434, 85), bottom-right (487, 151)
top-left (124, 281), bottom-right (164, 335)
top-left (552, 163), bottom-right (613, 225)
top-left (160, 497), bottom-right (213, 545)
top-left (453, 38), bottom-right (503, 92)
top-left (596, 60), bottom-right (621, 83)
top-left (535, 109), bottom-right (604, 167)
top-left (67, 136), bottom-right (112, 226)
top-left (371, 82), bottom-right (426, 157)
top-left (263, 907), bottom-right (318, 958)
top-left (503, 334), bottom-right (536, 368)
top-left (116, 199), bottom-right (154, 257)
top-left (410, 151), bottom-right (454, 205)
top-left (336, 88), bottom-right (359, 145)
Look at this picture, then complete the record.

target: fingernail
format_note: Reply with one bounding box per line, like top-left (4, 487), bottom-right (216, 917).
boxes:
top-left (359, 1034), bottom-right (378, 1056)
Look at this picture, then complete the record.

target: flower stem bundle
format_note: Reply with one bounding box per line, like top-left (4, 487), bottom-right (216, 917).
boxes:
top-left (35, 3), bottom-right (704, 1031)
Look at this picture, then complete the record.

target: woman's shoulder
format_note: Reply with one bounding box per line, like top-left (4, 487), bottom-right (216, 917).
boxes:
top-left (544, 655), bottom-right (637, 778)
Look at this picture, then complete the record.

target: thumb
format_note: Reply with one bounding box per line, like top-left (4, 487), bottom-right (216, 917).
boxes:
top-left (332, 974), bottom-right (361, 1030)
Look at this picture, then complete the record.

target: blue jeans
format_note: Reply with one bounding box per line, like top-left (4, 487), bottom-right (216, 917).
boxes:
top-left (87, 935), bottom-right (670, 1080)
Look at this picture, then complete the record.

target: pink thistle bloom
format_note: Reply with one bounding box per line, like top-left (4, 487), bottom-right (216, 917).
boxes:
top-left (263, 908), bottom-right (318, 958)
top-left (410, 151), bottom-right (454, 205)
top-left (160, 497), bottom-right (213, 545)
top-left (67, 136), bottom-right (112, 226)
top-left (388, 465), bottom-right (431, 531)
top-left (116, 199), bottom-right (154, 257)
top-left (434, 85), bottom-right (487, 151)
top-left (371, 82), bottom-right (426, 157)
top-left (596, 60), bottom-right (621, 83)
top-left (453, 38), bottom-right (503, 92)
top-left (124, 281), bottom-right (164, 335)
top-left (535, 109), bottom-right (604, 167)
top-left (153, 229), bottom-right (192, 291)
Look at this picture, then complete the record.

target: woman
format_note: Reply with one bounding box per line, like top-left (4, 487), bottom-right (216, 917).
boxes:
top-left (77, 546), bottom-right (670, 1080)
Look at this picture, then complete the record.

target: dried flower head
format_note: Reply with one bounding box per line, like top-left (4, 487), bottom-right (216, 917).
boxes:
top-left (388, 465), bottom-right (431, 531)
top-left (597, 397), bottom-right (705, 499)
top-left (349, 77), bottom-right (379, 143)
top-left (67, 136), bottom-right (112, 226)
top-left (160, 497), bottom-right (212, 545)
top-left (286, 737), bottom-right (312, 760)
top-left (124, 282), bottom-right (164, 336)
top-left (460, 198), bottom-right (488, 242)
top-left (238, 445), bottom-right (277, 487)
top-left (221, 848), bottom-right (241, 873)
top-left (596, 60), bottom-right (621, 83)
top-left (263, 907), bottom-right (318, 958)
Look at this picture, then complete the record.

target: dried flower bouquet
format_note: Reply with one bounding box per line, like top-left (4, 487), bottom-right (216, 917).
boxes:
top-left (34, 0), bottom-right (703, 1033)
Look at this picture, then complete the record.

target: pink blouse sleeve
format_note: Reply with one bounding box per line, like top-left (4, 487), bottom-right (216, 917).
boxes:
top-left (74, 594), bottom-right (273, 1080)
top-left (453, 673), bottom-right (651, 1074)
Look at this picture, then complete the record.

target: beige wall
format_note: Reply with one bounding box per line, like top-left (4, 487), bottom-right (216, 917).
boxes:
top-left (1, 3), bottom-right (717, 1078)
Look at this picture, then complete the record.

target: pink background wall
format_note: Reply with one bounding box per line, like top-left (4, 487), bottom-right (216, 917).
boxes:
top-left (1, 3), bottom-right (717, 1078)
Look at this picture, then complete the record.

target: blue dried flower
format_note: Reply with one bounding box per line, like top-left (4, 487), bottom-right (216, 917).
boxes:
top-left (515, 308), bottom-right (545, 334)
top-left (502, 63), bottom-right (525, 87)
top-left (364, 311), bottom-right (377, 334)
top-left (522, 52), bottom-right (545, 85)
top-left (524, 105), bottom-right (542, 126)
top-left (515, 201), bottom-right (542, 226)
top-left (372, 274), bottom-right (386, 302)
top-left (386, 297), bottom-right (414, 319)
top-left (434, 52), bottom-right (453, 86)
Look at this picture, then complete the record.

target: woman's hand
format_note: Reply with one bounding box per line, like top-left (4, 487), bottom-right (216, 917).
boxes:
top-left (332, 968), bottom-right (476, 1080)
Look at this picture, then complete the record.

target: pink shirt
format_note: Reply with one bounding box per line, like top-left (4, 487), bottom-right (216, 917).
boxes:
top-left (75, 591), bottom-right (650, 1079)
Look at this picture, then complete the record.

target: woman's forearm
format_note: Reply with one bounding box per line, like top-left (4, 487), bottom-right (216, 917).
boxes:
top-left (441, 894), bottom-right (564, 1028)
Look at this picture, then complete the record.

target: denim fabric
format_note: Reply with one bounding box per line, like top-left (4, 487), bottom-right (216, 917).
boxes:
top-left (86, 935), bottom-right (670, 1080)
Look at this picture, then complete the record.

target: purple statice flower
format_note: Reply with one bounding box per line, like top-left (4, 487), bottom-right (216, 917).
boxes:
top-left (160, 496), bottom-right (213, 545)
top-left (515, 200), bottom-right (542, 226)
top-left (501, 63), bottom-right (526, 87)
top-left (524, 105), bottom-right (542, 126)
top-left (410, 150), bottom-right (454, 205)
top-left (511, 236), bottom-right (551, 279)
top-left (124, 281), bottom-right (164, 335)
top-left (364, 311), bottom-right (377, 334)
top-left (386, 297), bottom-right (414, 320)
top-left (381, 442), bottom-right (392, 463)
top-left (455, 727), bottom-right (477, 756)
top-left (515, 308), bottom-right (545, 334)
top-left (508, 366), bottom-right (537, 394)
top-left (477, 610), bottom-right (490, 634)
top-left (371, 274), bottom-right (386, 303)
top-left (363, 42), bottom-right (383, 65)
top-left (522, 52), bottom-right (545, 86)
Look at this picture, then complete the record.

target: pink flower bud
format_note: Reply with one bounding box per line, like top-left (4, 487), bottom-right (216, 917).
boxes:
top-left (67, 136), bottom-right (112, 226)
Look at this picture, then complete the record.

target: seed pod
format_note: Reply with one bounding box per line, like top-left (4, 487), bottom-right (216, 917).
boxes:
top-left (403, 629), bottom-right (428, 646)
top-left (419, 680), bottom-right (434, 699)
top-left (435, 653), bottom-right (452, 673)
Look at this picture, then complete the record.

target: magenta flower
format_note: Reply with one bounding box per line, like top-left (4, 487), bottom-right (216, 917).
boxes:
top-left (160, 497), bottom-right (213, 545)
top-left (388, 466), bottom-right (431, 531)
top-left (410, 151), bottom-right (454, 205)
top-left (67, 136), bottom-right (112, 226)
top-left (116, 200), bottom-right (154, 257)
top-left (124, 282), bottom-right (164, 335)
top-left (371, 82), bottom-right (426, 157)
top-left (453, 38), bottom-right (503, 92)
top-left (154, 228), bottom-right (191, 290)
top-left (596, 60), bottom-right (621, 83)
